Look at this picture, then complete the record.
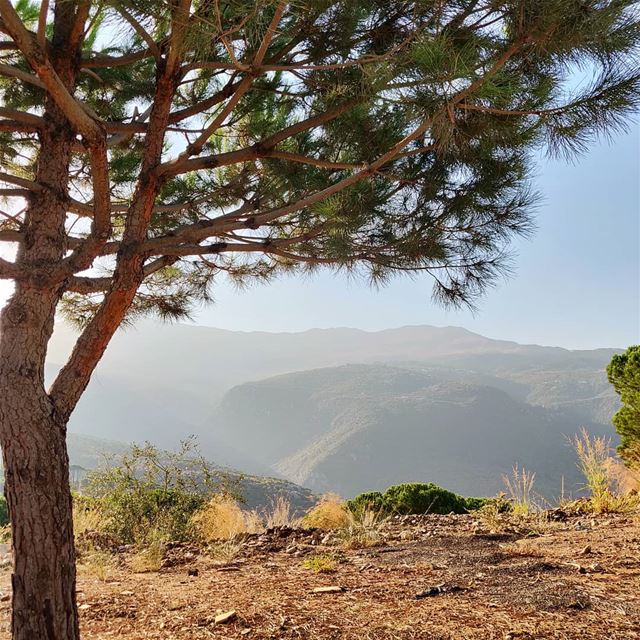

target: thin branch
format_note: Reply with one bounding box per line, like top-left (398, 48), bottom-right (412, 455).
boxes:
top-left (115, 5), bottom-right (160, 60)
top-left (36, 0), bottom-right (48, 50)
top-left (0, 62), bottom-right (46, 89)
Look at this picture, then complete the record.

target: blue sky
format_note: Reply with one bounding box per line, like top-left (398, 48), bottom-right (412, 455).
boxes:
top-left (194, 123), bottom-right (640, 350)
top-left (0, 114), bottom-right (636, 351)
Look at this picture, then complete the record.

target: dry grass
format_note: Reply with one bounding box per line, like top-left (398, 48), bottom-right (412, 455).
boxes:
top-left (499, 541), bottom-right (544, 558)
top-left (0, 525), bottom-right (10, 545)
top-left (604, 456), bottom-right (640, 495)
top-left (73, 502), bottom-right (107, 540)
top-left (571, 429), bottom-right (640, 514)
top-left (502, 465), bottom-right (539, 515)
top-left (79, 550), bottom-right (115, 582)
top-left (264, 496), bottom-right (297, 528)
top-left (301, 494), bottom-right (350, 531)
top-left (340, 508), bottom-right (385, 549)
top-left (190, 495), bottom-right (263, 542)
top-left (478, 496), bottom-right (552, 536)
top-left (207, 538), bottom-right (244, 564)
top-left (130, 539), bottom-right (164, 573)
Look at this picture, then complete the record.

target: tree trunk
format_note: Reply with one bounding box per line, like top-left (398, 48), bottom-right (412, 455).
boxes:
top-left (0, 286), bottom-right (79, 639)
top-left (0, 396), bottom-right (78, 640)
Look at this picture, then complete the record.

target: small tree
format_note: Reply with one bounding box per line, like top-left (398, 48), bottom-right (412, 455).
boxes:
top-left (607, 345), bottom-right (640, 463)
top-left (0, 1), bottom-right (638, 637)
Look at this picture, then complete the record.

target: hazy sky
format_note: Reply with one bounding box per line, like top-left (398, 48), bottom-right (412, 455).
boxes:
top-left (193, 123), bottom-right (640, 350)
top-left (0, 125), bottom-right (637, 351)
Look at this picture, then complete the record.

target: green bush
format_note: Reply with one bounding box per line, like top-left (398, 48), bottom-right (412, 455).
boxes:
top-left (382, 483), bottom-right (467, 515)
top-left (348, 483), bottom-right (489, 516)
top-left (85, 440), bottom-right (223, 545)
top-left (462, 496), bottom-right (491, 512)
top-left (99, 486), bottom-right (204, 544)
top-left (0, 495), bottom-right (8, 526)
top-left (346, 491), bottom-right (385, 515)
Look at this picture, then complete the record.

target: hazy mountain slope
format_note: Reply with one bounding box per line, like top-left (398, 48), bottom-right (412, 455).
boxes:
top-left (46, 322), bottom-right (618, 449)
top-left (40, 322), bottom-right (619, 493)
top-left (211, 364), bottom-right (616, 498)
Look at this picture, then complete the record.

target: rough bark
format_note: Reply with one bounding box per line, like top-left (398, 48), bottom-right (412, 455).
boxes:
top-left (0, 6), bottom-right (79, 631)
top-left (0, 368), bottom-right (78, 640)
top-left (0, 128), bottom-right (78, 636)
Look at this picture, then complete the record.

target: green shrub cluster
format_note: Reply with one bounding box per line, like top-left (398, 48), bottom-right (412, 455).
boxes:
top-left (0, 495), bottom-right (8, 526)
top-left (84, 440), bottom-right (229, 545)
top-left (347, 483), bottom-right (489, 516)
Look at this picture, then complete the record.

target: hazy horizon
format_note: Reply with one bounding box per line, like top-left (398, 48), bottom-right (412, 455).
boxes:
top-left (3, 125), bottom-right (639, 352)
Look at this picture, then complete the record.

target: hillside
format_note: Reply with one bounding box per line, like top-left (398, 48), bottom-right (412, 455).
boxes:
top-left (209, 363), bottom-right (616, 498)
top-left (42, 322), bottom-right (620, 498)
top-left (46, 321), bottom-right (619, 446)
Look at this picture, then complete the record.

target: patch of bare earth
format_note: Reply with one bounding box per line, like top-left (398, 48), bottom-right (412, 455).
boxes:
top-left (0, 513), bottom-right (638, 639)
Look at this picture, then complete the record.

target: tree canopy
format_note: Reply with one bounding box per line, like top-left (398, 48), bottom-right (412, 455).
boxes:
top-left (1, 1), bottom-right (638, 332)
top-left (607, 345), bottom-right (640, 464)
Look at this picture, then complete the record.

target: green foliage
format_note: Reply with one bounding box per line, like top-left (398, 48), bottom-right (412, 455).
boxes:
top-left (382, 482), bottom-right (468, 515)
top-left (1, 1), bottom-right (637, 326)
top-left (0, 495), bottom-right (8, 526)
top-left (346, 491), bottom-right (386, 515)
top-left (607, 346), bottom-right (640, 463)
top-left (348, 483), bottom-right (488, 516)
top-left (84, 440), bottom-right (229, 545)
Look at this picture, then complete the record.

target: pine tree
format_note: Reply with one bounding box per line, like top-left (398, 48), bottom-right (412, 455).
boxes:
top-left (607, 345), bottom-right (640, 462)
top-left (0, 1), bottom-right (638, 636)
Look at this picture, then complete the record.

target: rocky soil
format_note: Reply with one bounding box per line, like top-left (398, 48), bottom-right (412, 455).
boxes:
top-left (0, 511), bottom-right (638, 639)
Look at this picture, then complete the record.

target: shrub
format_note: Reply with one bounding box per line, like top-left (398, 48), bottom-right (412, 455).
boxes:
top-left (0, 496), bottom-right (8, 526)
top-left (346, 491), bottom-right (385, 516)
top-left (190, 495), bottom-right (263, 542)
top-left (463, 496), bottom-right (491, 511)
top-left (85, 441), bottom-right (220, 545)
top-left (383, 483), bottom-right (470, 515)
top-left (348, 484), bottom-right (486, 516)
top-left (302, 494), bottom-right (350, 530)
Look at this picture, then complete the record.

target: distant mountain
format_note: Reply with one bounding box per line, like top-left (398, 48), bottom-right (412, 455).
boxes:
top-left (43, 322), bottom-right (620, 499)
top-left (46, 321), bottom-right (619, 446)
top-left (208, 363), bottom-right (617, 499)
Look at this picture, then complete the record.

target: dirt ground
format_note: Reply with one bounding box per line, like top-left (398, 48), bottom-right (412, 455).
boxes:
top-left (0, 512), bottom-right (638, 639)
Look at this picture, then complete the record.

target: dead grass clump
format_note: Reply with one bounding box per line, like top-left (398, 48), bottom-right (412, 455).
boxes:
top-left (0, 525), bottom-right (10, 544)
top-left (340, 508), bottom-right (385, 549)
top-left (500, 541), bottom-right (544, 558)
top-left (604, 456), bottom-right (640, 495)
top-left (130, 538), bottom-right (165, 573)
top-left (79, 549), bottom-right (115, 582)
top-left (73, 499), bottom-right (108, 540)
top-left (302, 494), bottom-right (350, 530)
top-left (265, 496), bottom-right (297, 528)
top-left (478, 495), bottom-right (551, 536)
top-left (190, 495), bottom-right (263, 542)
top-left (571, 429), bottom-right (640, 514)
top-left (207, 538), bottom-right (244, 564)
top-left (502, 465), bottom-right (540, 515)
